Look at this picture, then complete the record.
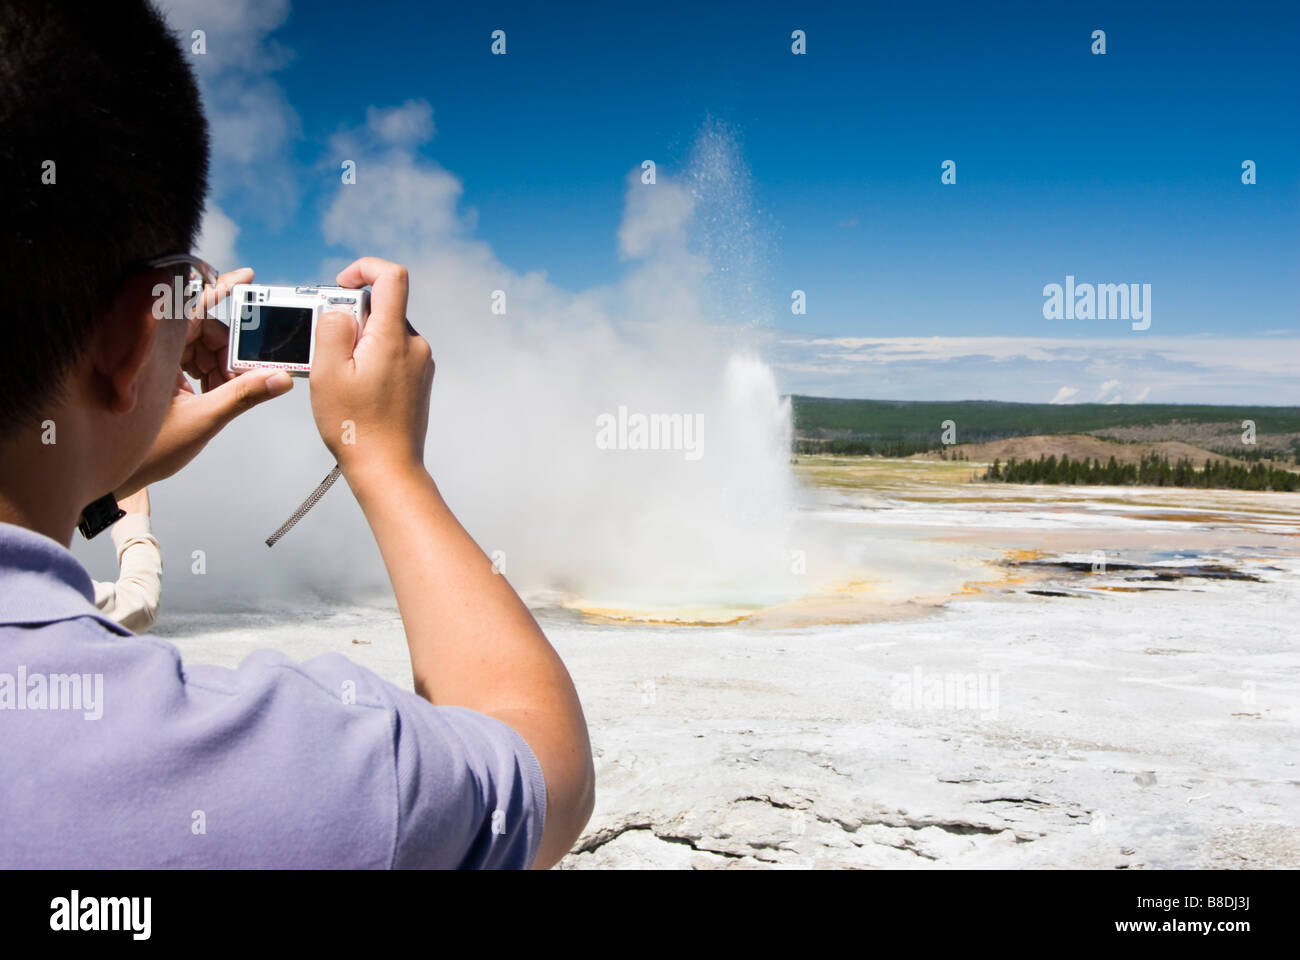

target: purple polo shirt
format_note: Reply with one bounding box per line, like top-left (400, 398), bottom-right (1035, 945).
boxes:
top-left (0, 522), bottom-right (546, 868)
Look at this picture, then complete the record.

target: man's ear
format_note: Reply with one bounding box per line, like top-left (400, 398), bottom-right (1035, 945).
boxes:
top-left (91, 272), bottom-right (169, 415)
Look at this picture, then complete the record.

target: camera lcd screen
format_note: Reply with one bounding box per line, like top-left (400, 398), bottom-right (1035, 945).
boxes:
top-left (237, 305), bottom-right (313, 364)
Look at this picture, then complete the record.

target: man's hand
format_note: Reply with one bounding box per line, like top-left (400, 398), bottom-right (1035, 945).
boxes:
top-left (116, 267), bottom-right (292, 498)
top-left (182, 267), bottom-right (252, 391)
top-left (309, 257), bottom-right (433, 479)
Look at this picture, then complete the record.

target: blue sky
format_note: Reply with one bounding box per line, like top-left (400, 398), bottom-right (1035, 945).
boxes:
top-left (166, 0), bottom-right (1299, 403)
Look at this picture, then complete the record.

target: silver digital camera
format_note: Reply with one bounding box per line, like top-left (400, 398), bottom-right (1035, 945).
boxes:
top-left (227, 283), bottom-right (370, 375)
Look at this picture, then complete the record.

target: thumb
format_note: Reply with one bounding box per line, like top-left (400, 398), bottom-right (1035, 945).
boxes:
top-left (312, 310), bottom-right (360, 372)
top-left (204, 369), bottom-right (293, 426)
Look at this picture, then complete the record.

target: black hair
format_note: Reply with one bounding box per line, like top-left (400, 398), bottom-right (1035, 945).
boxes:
top-left (0, 0), bottom-right (209, 439)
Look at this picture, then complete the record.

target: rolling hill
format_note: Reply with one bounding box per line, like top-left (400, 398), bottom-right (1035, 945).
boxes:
top-left (790, 396), bottom-right (1300, 464)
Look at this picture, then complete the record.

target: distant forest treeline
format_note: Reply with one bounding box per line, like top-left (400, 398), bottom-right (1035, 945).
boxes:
top-left (984, 453), bottom-right (1300, 492)
top-left (790, 396), bottom-right (1300, 460)
top-left (1209, 442), bottom-right (1300, 464)
top-left (792, 438), bottom-right (935, 456)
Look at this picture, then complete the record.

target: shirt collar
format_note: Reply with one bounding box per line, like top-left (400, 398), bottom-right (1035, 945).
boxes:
top-left (0, 522), bottom-right (131, 635)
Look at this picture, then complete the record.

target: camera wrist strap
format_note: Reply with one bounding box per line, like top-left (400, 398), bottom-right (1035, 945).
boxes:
top-left (265, 464), bottom-right (342, 548)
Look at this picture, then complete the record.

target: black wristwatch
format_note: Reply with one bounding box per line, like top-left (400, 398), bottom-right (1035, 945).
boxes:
top-left (77, 493), bottom-right (125, 540)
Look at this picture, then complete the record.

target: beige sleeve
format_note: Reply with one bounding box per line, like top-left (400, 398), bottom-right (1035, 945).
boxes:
top-left (90, 512), bottom-right (163, 633)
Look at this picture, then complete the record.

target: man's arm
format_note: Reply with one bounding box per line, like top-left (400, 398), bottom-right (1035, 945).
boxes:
top-left (310, 257), bottom-right (595, 869)
top-left (99, 513), bottom-right (163, 633)
top-left (90, 488), bottom-right (162, 632)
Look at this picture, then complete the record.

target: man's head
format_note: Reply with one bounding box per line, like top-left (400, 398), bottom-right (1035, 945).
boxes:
top-left (0, 0), bottom-right (208, 515)
top-left (0, 0), bottom-right (208, 450)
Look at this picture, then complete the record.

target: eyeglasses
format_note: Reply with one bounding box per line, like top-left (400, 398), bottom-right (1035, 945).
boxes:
top-left (144, 252), bottom-right (218, 296)
top-left (138, 252), bottom-right (219, 322)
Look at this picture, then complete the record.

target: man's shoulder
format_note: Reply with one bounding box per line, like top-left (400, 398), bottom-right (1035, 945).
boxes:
top-left (178, 645), bottom-right (396, 710)
top-left (0, 622), bottom-right (415, 866)
top-left (0, 614), bottom-right (542, 868)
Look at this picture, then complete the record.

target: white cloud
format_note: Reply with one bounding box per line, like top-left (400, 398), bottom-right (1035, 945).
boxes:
top-left (365, 100), bottom-right (436, 148)
top-left (771, 335), bottom-right (1300, 404)
top-left (323, 151), bottom-right (468, 251)
top-left (194, 203), bottom-right (241, 269)
top-left (1050, 386), bottom-right (1080, 404)
top-left (155, 0), bottom-right (301, 225)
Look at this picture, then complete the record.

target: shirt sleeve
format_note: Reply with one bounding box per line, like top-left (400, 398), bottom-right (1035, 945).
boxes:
top-left (94, 513), bottom-right (162, 633)
top-left (383, 685), bottom-right (549, 870)
top-left (176, 648), bottom-right (550, 869)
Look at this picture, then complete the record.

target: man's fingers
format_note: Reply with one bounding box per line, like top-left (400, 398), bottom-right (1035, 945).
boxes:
top-left (203, 369), bottom-right (293, 425)
top-left (335, 257), bottom-right (408, 339)
top-left (183, 299), bottom-right (236, 388)
top-left (182, 343), bottom-right (220, 386)
top-left (312, 310), bottom-right (361, 374)
top-left (198, 313), bottom-right (232, 351)
top-left (206, 367), bottom-right (230, 393)
top-left (198, 266), bottom-right (254, 316)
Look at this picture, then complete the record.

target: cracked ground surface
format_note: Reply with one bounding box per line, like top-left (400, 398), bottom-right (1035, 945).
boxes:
top-left (552, 569), bottom-right (1299, 869)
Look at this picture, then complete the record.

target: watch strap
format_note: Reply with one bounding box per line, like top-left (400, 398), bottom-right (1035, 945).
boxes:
top-left (78, 493), bottom-right (126, 540)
